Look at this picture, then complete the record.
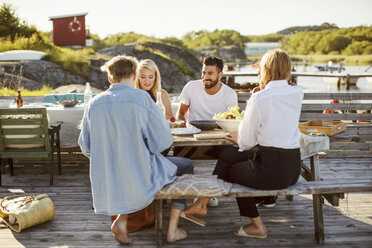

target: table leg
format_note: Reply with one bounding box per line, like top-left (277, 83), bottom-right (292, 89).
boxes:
top-left (155, 199), bottom-right (163, 248)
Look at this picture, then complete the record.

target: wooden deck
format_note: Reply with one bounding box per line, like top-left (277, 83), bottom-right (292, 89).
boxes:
top-left (0, 158), bottom-right (371, 247)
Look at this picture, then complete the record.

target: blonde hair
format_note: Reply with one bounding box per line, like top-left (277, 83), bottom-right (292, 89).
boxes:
top-left (101, 55), bottom-right (138, 83)
top-left (135, 59), bottom-right (162, 99)
top-left (259, 49), bottom-right (291, 89)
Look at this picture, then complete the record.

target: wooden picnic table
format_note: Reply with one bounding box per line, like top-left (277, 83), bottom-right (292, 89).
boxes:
top-left (172, 129), bottom-right (232, 158)
top-left (154, 129), bottom-right (333, 247)
top-left (172, 129), bottom-right (232, 146)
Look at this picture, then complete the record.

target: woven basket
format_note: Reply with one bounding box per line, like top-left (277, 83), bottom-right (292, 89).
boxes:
top-left (0, 194), bottom-right (55, 232)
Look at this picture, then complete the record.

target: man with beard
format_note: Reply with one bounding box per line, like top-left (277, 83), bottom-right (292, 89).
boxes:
top-left (175, 56), bottom-right (237, 207)
top-left (177, 56), bottom-right (237, 124)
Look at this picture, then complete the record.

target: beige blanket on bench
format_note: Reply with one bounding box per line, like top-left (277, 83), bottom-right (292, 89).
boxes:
top-left (156, 174), bottom-right (233, 198)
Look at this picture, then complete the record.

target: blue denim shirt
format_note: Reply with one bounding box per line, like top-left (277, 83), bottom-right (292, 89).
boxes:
top-left (79, 83), bottom-right (177, 215)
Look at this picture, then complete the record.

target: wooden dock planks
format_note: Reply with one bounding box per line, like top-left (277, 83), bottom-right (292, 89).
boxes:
top-left (0, 158), bottom-right (371, 247)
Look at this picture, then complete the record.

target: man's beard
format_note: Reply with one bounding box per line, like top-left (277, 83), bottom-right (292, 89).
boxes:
top-left (203, 78), bottom-right (219, 89)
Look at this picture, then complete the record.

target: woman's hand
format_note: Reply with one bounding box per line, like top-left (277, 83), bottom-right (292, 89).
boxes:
top-left (226, 132), bottom-right (238, 144)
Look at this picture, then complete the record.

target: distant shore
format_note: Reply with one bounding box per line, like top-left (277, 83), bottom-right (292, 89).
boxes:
top-left (290, 54), bottom-right (372, 66)
top-left (246, 54), bottom-right (372, 66)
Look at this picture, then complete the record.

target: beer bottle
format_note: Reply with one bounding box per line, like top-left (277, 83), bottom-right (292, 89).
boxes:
top-left (16, 89), bottom-right (23, 108)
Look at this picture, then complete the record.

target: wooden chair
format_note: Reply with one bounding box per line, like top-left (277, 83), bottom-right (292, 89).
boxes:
top-left (0, 108), bottom-right (63, 185)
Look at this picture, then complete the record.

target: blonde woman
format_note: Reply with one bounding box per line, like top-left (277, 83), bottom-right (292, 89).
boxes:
top-left (136, 59), bottom-right (174, 120)
top-left (185, 49), bottom-right (303, 239)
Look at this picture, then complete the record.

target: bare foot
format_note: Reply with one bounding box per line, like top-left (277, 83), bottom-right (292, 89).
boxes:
top-left (233, 224), bottom-right (267, 237)
top-left (111, 217), bottom-right (133, 244)
top-left (184, 200), bottom-right (208, 216)
top-left (166, 227), bottom-right (187, 243)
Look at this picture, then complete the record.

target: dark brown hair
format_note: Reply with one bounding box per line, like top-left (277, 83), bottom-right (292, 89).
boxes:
top-left (203, 56), bottom-right (224, 72)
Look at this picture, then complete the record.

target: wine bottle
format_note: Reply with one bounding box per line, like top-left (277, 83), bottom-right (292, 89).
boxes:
top-left (155, 91), bottom-right (165, 116)
top-left (84, 82), bottom-right (92, 106)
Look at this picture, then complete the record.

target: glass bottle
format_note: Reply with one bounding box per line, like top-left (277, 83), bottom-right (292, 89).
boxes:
top-left (155, 91), bottom-right (165, 116)
top-left (84, 82), bottom-right (92, 106)
top-left (16, 89), bottom-right (23, 108)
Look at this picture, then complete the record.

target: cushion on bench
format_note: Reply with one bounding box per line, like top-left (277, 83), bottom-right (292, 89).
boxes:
top-left (156, 174), bottom-right (233, 199)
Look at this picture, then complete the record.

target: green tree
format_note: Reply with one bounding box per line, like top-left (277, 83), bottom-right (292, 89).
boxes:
top-left (103, 32), bottom-right (152, 46)
top-left (246, 33), bottom-right (284, 42)
top-left (281, 25), bottom-right (371, 55)
top-left (316, 34), bottom-right (351, 54)
top-left (0, 3), bottom-right (38, 41)
top-left (182, 29), bottom-right (245, 49)
top-left (343, 41), bottom-right (372, 55)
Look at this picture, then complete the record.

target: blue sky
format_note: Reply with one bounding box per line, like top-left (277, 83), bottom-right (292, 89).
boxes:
top-left (3, 0), bottom-right (372, 39)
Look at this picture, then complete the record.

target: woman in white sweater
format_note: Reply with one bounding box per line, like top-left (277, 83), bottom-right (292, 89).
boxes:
top-left (185, 49), bottom-right (304, 239)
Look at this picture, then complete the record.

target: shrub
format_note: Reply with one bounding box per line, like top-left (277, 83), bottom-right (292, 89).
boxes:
top-left (43, 47), bottom-right (94, 79)
top-left (0, 85), bottom-right (52, 96)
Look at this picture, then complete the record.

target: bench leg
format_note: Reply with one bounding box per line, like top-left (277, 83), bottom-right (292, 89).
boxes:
top-left (155, 199), bottom-right (163, 248)
top-left (310, 154), bottom-right (325, 244)
top-left (313, 194), bottom-right (325, 244)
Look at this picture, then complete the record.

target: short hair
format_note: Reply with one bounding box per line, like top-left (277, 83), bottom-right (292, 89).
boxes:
top-left (203, 56), bottom-right (224, 72)
top-left (259, 49), bottom-right (291, 88)
top-left (135, 59), bottom-right (162, 98)
top-left (101, 55), bottom-right (138, 82)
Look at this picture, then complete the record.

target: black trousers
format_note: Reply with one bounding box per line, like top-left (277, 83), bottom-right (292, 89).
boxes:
top-left (213, 145), bottom-right (301, 218)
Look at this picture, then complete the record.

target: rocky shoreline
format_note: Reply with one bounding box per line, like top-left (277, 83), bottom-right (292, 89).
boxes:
top-left (0, 42), bottom-right (247, 94)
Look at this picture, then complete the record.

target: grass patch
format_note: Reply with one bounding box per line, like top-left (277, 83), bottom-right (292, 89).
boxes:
top-left (153, 50), bottom-right (195, 78)
top-left (43, 47), bottom-right (94, 79)
top-left (0, 85), bottom-right (52, 96)
top-left (0, 33), bottom-right (51, 52)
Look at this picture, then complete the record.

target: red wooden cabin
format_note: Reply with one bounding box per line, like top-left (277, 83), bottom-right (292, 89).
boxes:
top-left (49, 13), bottom-right (88, 47)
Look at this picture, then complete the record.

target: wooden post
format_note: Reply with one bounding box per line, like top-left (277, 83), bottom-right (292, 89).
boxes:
top-left (310, 154), bottom-right (325, 244)
top-left (155, 199), bottom-right (163, 248)
top-left (346, 74), bottom-right (350, 90)
top-left (50, 132), bottom-right (54, 186)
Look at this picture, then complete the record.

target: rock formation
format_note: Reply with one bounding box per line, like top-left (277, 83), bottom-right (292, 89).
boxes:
top-left (0, 42), bottom-right (251, 93)
top-left (0, 42), bottom-right (202, 93)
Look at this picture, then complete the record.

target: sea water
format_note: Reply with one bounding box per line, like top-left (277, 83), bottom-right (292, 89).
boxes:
top-left (232, 65), bottom-right (372, 93)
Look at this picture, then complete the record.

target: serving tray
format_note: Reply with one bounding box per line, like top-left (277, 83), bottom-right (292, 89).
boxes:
top-left (299, 120), bottom-right (347, 136)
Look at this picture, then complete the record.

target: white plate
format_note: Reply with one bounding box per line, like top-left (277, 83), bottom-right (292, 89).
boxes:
top-left (171, 128), bottom-right (201, 136)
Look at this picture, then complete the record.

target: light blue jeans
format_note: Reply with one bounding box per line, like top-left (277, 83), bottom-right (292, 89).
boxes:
top-left (165, 156), bottom-right (194, 210)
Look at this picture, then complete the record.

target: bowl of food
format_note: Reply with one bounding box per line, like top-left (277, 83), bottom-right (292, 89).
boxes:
top-left (213, 106), bottom-right (244, 133)
top-left (58, 100), bottom-right (79, 107)
top-left (190, 120), bottom-right (218, 130)
top-left (213, 118), bottom-right (241, 133)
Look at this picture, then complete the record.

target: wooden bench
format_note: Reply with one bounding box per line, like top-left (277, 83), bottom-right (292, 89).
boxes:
top-left (152, 92), bottom-right (372, 247)
top-left (154, 176), bottom-right (372, 247)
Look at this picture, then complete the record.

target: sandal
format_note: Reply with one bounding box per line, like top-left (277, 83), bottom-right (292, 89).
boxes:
top-left (180, 212), bottom-right (206, 226)
top-left (233, 226), bottom-right (267, 239)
